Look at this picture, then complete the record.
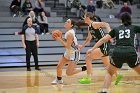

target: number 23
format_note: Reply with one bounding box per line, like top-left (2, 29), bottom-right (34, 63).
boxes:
top-left (119, 29), bottom-right (130, 39)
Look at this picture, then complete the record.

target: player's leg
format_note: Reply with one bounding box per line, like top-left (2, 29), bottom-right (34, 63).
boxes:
top-left (99, 64), bottom-right (119, 93)
top-left (79, 48), bottom-right (104, 84)
top-left (85, 48), bottom-right (104, 77)
top-left (65, 50), bottom-right (86, 76)
top-left (51, 56), bottom-right (68, 84)
top-left (101, 56), bottom-right (110, 68)
top-left (66, 61), bottom-right (81, 76)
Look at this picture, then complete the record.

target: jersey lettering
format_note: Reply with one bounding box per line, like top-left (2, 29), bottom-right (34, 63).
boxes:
top-left (119, 29), bottom-right (130, 39)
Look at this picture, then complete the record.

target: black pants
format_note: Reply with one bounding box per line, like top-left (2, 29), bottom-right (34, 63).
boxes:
top-left (25, 40), bottom-right (39, 69)
top-left (10, 6), bottom-right (21, 14)
top-left (39, 23), bottom-right (48, 33)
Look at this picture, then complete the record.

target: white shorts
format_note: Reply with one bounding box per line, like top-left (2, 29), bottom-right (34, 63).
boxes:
top-left (64, 50), bottom-right (80, 64)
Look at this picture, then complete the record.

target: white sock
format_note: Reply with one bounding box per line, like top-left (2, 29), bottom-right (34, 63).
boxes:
top-left (101, 88), bottom-right (108, 92)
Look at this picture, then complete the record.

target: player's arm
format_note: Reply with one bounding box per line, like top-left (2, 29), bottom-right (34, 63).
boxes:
top-left (56, 33), bottom-right (73, 49)
top-left (82, 30), bottom-right (92, 47)
top-left (92, 34), bottom-right (112, 50)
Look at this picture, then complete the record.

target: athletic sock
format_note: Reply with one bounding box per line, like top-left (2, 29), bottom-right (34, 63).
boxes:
top-left (57, 76), bottom-right (62, 80)
top-left (81, 65), bottom-right (87, 71)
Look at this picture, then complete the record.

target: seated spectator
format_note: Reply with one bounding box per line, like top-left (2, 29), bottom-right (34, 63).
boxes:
top-left (38, 11), bottom-right (49, 34)
top-left (23, 11), bottom-right (39, 27)
top-left (102, 0), bottom-right (115, 9)
top-left (112, 0), bottom-right (120, 4)
top-left (71, 0), bottom-right (81, 9)
top-left (34, 0), bottom-right (45, 16)
top-left (96, 0), bottom-right (103, 8)
top-left (15, 11), bottom-right (40, 35)
top-left (22, 0), bottom-right (33, 15)
top-left (10, 0), bottom-right (22, 17)
top-left (71, 0), bottom-right (86, 19)
top-left (86, 0), bottom-right (96, 15)
top-left (119, 2), bottom-right (132, 16)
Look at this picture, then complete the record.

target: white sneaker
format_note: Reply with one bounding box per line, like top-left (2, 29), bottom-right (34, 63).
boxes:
top-left (51, 78), bottom-right (63, 85)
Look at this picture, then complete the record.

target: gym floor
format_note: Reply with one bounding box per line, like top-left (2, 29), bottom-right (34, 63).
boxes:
top-left (0, 66), bottom-right (140, 93)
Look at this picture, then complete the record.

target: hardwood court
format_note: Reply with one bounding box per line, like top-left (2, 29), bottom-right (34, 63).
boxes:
top-left (0, 66), bottom-right (140, 93)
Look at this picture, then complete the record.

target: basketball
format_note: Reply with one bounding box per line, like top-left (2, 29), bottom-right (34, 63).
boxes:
top-left (52, 30), bottom-right (62, 40)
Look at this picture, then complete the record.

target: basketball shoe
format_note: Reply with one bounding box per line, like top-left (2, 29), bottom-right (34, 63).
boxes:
top-left (51, 78), bottom-right (63, 85)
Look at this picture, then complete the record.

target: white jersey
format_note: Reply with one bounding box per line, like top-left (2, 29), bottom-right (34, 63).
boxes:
top-left (64, 29), bottom-right (80, 63)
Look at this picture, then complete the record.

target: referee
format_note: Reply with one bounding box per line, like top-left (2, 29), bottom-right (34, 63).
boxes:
top-left (21, 18), bottom-right (41, 71)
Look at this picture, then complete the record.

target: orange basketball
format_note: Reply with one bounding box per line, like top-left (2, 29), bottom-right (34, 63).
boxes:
top-left (52, 30), bottom-right (62, 40)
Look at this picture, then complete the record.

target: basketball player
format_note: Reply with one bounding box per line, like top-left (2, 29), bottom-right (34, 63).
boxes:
top-left (51, 19), bottom-right (87, 84)
top-left (78, 12), bottom-right (113, 83)
top-left (88, 12), bottom-right (140, 93)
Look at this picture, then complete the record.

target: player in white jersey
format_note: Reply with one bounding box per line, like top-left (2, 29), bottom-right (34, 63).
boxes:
top-left (51, 19), bottom-right (87, 84)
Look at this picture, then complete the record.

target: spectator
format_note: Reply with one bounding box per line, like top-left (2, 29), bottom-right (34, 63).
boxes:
top-left (102, 0), bottom-right (115, 9)
top-left (38, 11), bottom-right (49, 34)
top-left (10, 0), bottom-right (21, 17)
top-left (112, 0), bottom-right (120, 4)
top-left (22, 0), bottom-right (33, 16)
top-left (71, 0), bottom-right (81, 9)
top-left (96, 0), bottom-right (103, 8)
top-left (21, 18), bottom-right (41, 71)
top-left (15, 11), bottom-right (40, 35)
top-left (71, 0), bottom-right (86, 19)
top-left (86, 0), bottom-right (96, 15)
top-left (23, 11), bottom-right (40, 28)
top-left (34, 0), bottom-right (45, 16)
top-left (119, 2), bottom-right (132, 16)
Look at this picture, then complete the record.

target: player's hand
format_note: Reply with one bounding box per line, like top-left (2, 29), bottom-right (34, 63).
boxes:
top-left (109, 39), bottom-right (114, 43)
top-left (86, 49), bottom-right (93, 55)
top-left (77, 45), bottom-right (84, 50)
top-left (55, 36), bottom-right (61, 42)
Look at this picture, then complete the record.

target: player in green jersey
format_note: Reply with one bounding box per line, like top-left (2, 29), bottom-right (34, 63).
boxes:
top-left (88, 12), bottom-right (140, 93)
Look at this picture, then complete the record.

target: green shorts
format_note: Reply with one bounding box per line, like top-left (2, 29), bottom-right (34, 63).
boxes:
top-left (110, 46), bottom-right (140, 68)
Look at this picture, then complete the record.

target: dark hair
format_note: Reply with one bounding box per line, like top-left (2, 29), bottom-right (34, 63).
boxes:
top-left (120, 12), bottom-right (132, 26)
top-left (70, 19), bottom-right (75, 28)
top-left (39, 12), bottom-right (44, 21)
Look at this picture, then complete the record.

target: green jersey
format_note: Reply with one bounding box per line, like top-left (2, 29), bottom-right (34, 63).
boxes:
top-left (109, 25), bottom-right (140, 47)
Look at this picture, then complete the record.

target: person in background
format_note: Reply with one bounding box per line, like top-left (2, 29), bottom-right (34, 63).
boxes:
top-left (10, 0), bottom-right (21, 17)
top-left (71, 0), bottom-right (86, 19)
top-left (15, 11), bottom-right (41, 35)
top-left (38, 11), bottom-right (49, 34)
top-left (21, 18), bottom-right (41, 71)
top-left (119, 2), bottom-right (132, 16)
top-left (22, 0), bottom-right (33, 16)
top-left (90, 12), bottom-right (140, 93)
top-left (34, 0), bottom-right (45, 16)
top-left (96, 0), bottom-right (103, 8)
top-left (102, 0), bottom-right (115, 9)
top-left (86, 0), bottom-right (96, 16)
